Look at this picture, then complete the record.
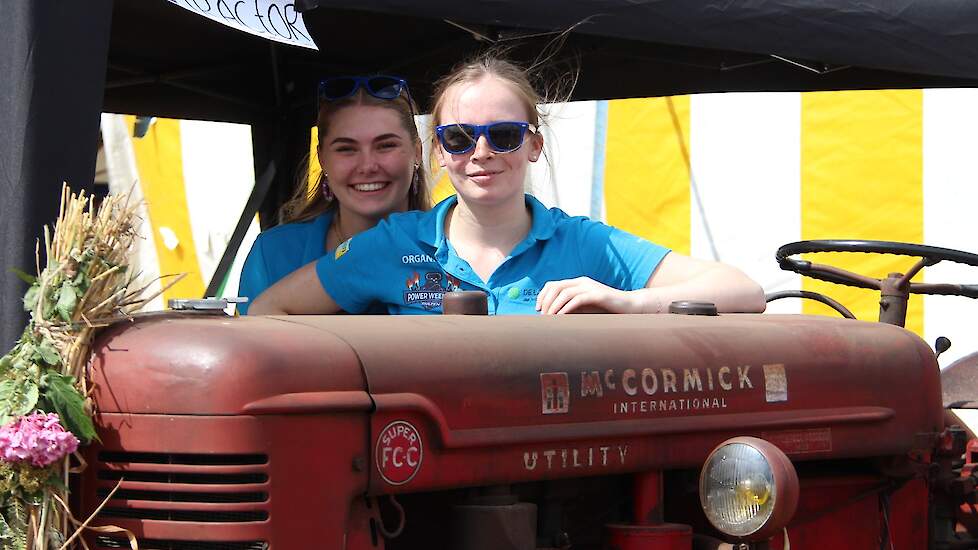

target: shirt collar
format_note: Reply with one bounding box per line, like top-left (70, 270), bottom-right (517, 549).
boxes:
top-left (302, 210), bottom-right (334, 262)
top-left (418, 195), bottom-right (456, 247)
top-left (525, 194), bottom-right (557, 241)
top-left (418, 193), bottom-right (557, 248)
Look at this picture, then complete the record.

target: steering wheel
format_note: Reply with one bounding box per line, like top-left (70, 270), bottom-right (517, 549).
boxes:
top-left (772, 240), bottom-right (978, 325)
top-left (776, 240), bottom-right (978, 297)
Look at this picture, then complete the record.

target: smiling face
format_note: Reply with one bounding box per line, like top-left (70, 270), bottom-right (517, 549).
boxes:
top-left (435, 76), bottom-right (543, 207)
top-left (319, 104), bottom-right (419, 221)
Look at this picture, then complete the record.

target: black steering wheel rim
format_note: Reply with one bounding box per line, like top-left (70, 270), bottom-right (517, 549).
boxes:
top-left (777, 240), bottom-right (978, 267)
top-left (776, 239), bottom-right (978, 291)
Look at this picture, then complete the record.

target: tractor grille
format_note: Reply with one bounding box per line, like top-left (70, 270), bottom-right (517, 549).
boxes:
top-left (97, 470), bottom-right (267, 485)
top-left (95, 451), bottom-right (270, 527)
top-left (95, 537), bottom-right (268, 550)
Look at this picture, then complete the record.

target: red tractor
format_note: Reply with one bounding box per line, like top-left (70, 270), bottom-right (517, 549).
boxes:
top-left (6, 3), bottom-right (978, 550)
top-left (78, 239), bottom-right (978, 549)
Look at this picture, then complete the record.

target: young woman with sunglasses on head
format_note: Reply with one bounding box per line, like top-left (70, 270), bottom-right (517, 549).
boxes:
top-left (237, 76), bottom-right (431, 313)
top-left (249, 56), bottom-right (765, 315)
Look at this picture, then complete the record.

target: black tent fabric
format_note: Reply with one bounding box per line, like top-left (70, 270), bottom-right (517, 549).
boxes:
top-left (302, 0), bottom-right (978, 81)
top-left (102, 1), bottom-right (978, 122)
top-left (0, 0), bottom-right (113, 349)
top-left (296, 0), bottom-right (978, 110)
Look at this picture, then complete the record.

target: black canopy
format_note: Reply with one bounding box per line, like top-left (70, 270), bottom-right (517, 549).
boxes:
top-left (104, 1), bottom-right (978, 121)
top-left (2, 0), bottom-right (977, 347)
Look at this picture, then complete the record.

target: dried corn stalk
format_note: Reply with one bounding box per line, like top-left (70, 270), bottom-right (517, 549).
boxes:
top-left (0, 184), bottom-right (183, 549)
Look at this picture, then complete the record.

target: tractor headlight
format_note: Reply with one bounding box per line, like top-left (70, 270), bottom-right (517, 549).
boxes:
top-left (699, 437), bottom-right (799, 540)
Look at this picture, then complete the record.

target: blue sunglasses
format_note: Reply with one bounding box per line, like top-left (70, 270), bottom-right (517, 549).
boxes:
top-left (435, 121), bottom-right (537, 154)
top-left (318, 75), bottom-right (410, 102)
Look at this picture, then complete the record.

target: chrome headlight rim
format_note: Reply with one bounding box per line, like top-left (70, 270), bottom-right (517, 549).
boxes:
top-left (698, 436), bottom-right (799, 541)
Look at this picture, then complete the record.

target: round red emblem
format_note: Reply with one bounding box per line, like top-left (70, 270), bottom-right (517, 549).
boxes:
top-left (376, 420), bottom-right (423, 485)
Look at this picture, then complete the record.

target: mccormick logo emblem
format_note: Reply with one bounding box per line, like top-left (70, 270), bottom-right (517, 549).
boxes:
top-left (540, 372), bottom-right (570, 414)
top-left (404, 271), bottom-right (462, 310)
top-left (376, 420), bottom-right (423, 485)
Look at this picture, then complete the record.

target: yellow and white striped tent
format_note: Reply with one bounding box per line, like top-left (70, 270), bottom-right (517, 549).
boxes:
top-left (100, 114), bottom-right (258, 311)
top-left (102, 88), bottom-right (978, 366)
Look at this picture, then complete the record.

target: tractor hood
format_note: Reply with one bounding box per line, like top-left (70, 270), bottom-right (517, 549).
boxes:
top-left (90, 313), bottom-right (369, 415)
top-left (282, 313), bottom-right (941, 490)
top-left (91, 312), bottom-right (941, 489)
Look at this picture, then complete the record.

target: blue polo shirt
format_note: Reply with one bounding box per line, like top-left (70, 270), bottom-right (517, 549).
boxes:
top-left (315, 195), bottom-right (670, 315)
top-left (238, 211), bottom-right (333, 314)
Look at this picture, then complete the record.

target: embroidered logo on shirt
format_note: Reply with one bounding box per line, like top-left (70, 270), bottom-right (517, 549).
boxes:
top-left (404, 271), bottom-right (462, 310)
top-left (506, 286), bottom-right (540, 301)
top-left (335, 238), bottom-right (351, 260)
top-left (402, 253), bottom-right (435, 264)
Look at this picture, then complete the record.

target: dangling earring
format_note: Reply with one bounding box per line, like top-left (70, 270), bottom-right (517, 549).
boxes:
top-left (410, 164), bottom-right (420, 195)
top-left (321, 174), bottom-right (333, 201)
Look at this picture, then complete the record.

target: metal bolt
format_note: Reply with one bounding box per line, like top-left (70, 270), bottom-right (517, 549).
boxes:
top-left (352, 456), bottom-right (366, 472)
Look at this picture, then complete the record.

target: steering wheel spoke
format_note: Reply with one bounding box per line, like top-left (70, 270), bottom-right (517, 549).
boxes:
top-left (775, 239), bottom-right (978, 326)
top-left (910, 282), bottom-right (978, 299)
top-left (800, 262), bottom-right (882, 290)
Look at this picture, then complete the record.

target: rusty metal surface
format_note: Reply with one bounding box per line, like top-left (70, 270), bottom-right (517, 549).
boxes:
top-left (275, 313), bottom-right (941, 493)
top-left (605, 523), bottom-right (692, 550)
top-left (89, 313), bottom-right (368, 414)
top-left (83, 311), bottom-right (943, 545)
top-left (942, 352), bottom-right (978, 408)
top-left (633, 471), bottom-right (664, 524)
top-left (878, 273), bottom-right (911, 326)
top-left (80, 412), bottom-right (369, 548)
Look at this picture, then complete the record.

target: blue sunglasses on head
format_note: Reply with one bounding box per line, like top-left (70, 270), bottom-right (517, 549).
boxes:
top-left (435, 121), bottom-right (537, 154)
top-left (318, 75), bottom-right (410, 102)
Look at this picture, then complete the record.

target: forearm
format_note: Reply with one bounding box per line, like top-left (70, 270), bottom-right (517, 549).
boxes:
top-left (248, 262), bottom-right (342, 315)
top-left (248, 292), bottom-right (289, 315)
top-left (635, 265), bottom-right (766, 313)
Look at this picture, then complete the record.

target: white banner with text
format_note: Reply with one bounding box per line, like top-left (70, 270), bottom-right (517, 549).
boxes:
top-left (167, 0), bottom-right (317, 50)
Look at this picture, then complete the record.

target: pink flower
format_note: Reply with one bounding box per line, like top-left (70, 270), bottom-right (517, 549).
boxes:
top-left (0, 412), bottom-right (79, 467)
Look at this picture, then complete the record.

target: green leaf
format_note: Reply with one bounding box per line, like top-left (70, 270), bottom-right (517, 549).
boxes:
top-left (7, 269), bottom-right (35, 286)
top-left (0, 504), bottom-right (11, 541)
top-left (34, 394), bottom-right (53, 415)
top-left (34, 339), bottom-right (60, 367)
top-left (12, 380), bottom-right (37, 418)
top-left (0, 380), bottom-right (14, 426)
top-left (41, 373), bottom-right (95, 443)
top-left (73, 270), bottom-right (90, 292)
top-left (21, 492), bottom-right (42, 508)
top-left (6, 499), bottom-right (28, 550)
top-left (47, 529), bottom-right (66, 549)
top-left (9, 357), bottom-right (27, 374)
top-left (17, 344), bottom-right (34, 365)
top-left (0, 379), bottom-right (39, 424)
top-left (45, 475), bottom-right (67, 492)
top-left (55, 283), bottom-right (78, 322)
top-left (0, 355), bottom-right (12, 376)
top-left (20, 285), bottom-right (38, 314)
top-left (41, 289), bottom-right (59, 321)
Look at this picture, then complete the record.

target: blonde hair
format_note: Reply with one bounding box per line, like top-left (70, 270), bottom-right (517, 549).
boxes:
top-left (429, 51), bottom-right (579, 196)
top-left (278, 90), bottom-right (431, 224)
top-left (430, 54), bottom-right (543, 134)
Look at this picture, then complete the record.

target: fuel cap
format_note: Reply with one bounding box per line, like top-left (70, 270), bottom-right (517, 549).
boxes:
top-left (668, 300), bottom-right (718, 316)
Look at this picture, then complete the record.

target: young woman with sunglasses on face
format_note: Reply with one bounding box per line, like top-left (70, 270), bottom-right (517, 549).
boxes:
top-left (249, 56), bottom-right (765, 315)
top-left (237, 76), bottom-right (431, 314)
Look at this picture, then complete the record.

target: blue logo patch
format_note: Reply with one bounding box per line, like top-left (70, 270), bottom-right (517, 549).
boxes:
top-left (404, 272), bottom-right (462, 310)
